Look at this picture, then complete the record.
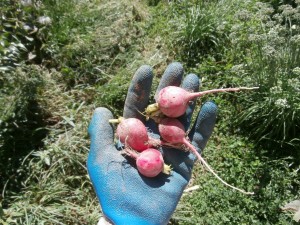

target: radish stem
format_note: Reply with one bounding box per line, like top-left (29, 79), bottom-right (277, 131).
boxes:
top-left (187, 87), bottom-right (259, 101)
top-left (109, 117), bottom-right (124, 123)
top-left (183, 139), bottom-right (254, 195)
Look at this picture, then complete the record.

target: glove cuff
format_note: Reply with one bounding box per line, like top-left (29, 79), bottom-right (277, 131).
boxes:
top-left (97, 217), bottom-right (113, 225)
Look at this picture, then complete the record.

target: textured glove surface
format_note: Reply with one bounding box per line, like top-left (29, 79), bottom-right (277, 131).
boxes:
top-left (87, 63), bottom-right (218, 225)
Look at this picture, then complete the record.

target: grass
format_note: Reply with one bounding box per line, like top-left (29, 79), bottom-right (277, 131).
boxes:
top-left (1, 0), bottom-right (300, 224)
top-left (0, 65), bottom-right (47, 197)
top-left (226, 1), bottom-right (300, 151)
top-left (1, 0), bottom-right (171, 224)
top-left (171, 131), bottom-right (300, 225)
top-left (166, 0), bottom-right (300, 152)
top-left (1, 67), bottom-right (100, 224)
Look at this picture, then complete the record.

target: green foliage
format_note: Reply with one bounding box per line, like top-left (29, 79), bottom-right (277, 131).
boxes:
top-left (0, 67), bottom-right (100, 224)
top-left (168, 0), bottom-right (251, 66)
top-left (41, 0), bottom-right (101, 45)
top-left (226, 2), bottom-right (300, 151)
top-left (96, 68), bottom-right (132, 116)
top-left (146, 0), bottom-right (162, 6)
top-left (173, 1), bottom-right (222, 65)
top-left (0, 65), bottom-right (47, 195)
top-left (0, 0), bottom-right (52, 70)
top-left (261, 0), bottom-right (297, 10)
top-left (181, 0), bottom-right (300, 152)
top-left (1, 0), bottom-right (300, 224)
top-left (53, 0), bottom-right (145, 87)
top-left (171, 134), bottom-right (300, 225)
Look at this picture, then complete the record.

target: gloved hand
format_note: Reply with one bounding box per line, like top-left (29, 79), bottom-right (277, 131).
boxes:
top-left (87, 62), bottom-right (218, 225)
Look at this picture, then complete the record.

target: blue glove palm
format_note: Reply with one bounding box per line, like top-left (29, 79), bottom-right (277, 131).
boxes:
top-left (87, 63), bottom-right (217, 225)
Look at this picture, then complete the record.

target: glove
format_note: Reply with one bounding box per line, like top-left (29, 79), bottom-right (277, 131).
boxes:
top-left (87, 62), bottom-right (218, 225)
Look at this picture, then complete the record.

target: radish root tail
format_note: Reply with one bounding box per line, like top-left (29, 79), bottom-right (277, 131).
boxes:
top-left (183, 140), bottom-right (254, 195)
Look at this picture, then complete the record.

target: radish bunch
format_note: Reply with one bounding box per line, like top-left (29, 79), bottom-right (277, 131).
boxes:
top-left (109, 117), bottom-right (171, 177)
top-left (110, 84), bottom-right (257, 195)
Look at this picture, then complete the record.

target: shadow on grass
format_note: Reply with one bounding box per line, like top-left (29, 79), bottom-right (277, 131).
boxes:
top-left (0, 99), bottom-right (49, 207)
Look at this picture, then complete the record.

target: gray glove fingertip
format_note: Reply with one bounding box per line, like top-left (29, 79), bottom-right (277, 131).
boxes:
top-left (189, 101), bottom-right (218, 153)
top-left (181, 73), bottom-right (201, 92)
top-left (123, 65), bottom-right (153, 120)
top-left (155, 62), bottom-right (184, 100)
top-left (179, 73), bottom-right (200, 130)
top-left (88, 107), bottom-right (115, 150)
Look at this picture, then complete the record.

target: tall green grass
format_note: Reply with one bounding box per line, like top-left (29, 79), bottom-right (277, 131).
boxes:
top-left (0, 65), bottom-right (46, 198)
top-left (166, 1), bottom-right (300, 223)
top-left (178, 1), bottom-right (221, 65)
top-left (227, 2), bottom-right (300, 151)
top-left (1, 0), bottom-right (163, 224)
top-left (169, 0), bottom-right (255, 66)
top-left (1, 67), bottom-right (101, 224)
top-left (169, 0), bottom-right (300, 151)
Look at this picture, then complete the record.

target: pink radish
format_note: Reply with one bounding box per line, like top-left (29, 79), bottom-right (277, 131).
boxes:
top-left (158, 117), bottom-right (254, 195)
top-left (109, 117), bottom-right (161, 151)
top-left (124, 148), bottom-right (171, 177)
top-left (114, 117), bottom-right (149, 151)
top-left (146, 86), bottom-right (258, 118)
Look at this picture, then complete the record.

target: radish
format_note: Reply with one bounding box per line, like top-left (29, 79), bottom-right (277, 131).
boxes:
top-left (109, 117), bottom-right (161, 151)
top-left (158, 117), bottom-right (254, 195)
top-left (146, 86), bottom-right (258, 118)
top-left (111, 117), bottom-right (149, 151)
top-left (124, 148), bottom-right (172, 177)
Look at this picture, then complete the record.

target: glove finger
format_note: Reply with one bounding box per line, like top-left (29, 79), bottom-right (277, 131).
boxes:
top-left (160, 73), bottom-right (200, 181)
top-left (146, 62), bottom-right (184, 133)
top-left (163, 98), bottom-right (217, 182)
top-left (88, 107), bottom-right (115, 157)
top-left (189, 101), bottom-right (218, 156)
top-left (123, 65), bottom-right (153, 122)
top-left (154, 62), bottom-right (184, 101)
top-left (178, 73), bottom-right (200, 131)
